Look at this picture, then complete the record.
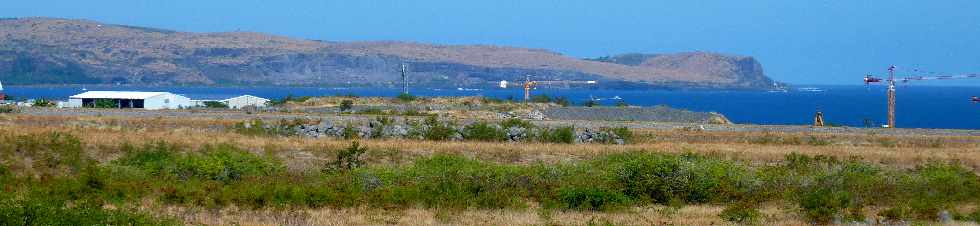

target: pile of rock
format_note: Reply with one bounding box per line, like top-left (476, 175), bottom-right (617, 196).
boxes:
top-left (497, 110), bottom-right (548, 120)
top-left (284, 118), bottom-right (626, 144)
top-left (576, 128), bottom-right (626, 145)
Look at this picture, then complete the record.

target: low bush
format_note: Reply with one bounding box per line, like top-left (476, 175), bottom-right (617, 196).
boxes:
top-left (7, 134), bottom-right (980, 224)
top-left (0, 194), bottom-right (177, 226)
top-left (32, 99), bottom-right (56, 107)
top-left (556, 187), bottom-right (629, 211)
top-left (462, 121), bottom-right (507, 142)
top-left (536, 126), bottom-right (575, 144)
top-left (396, 93), bottom-right (417, 102)
top-left (0, 105), bottom-right (15, 113)
top-left (116, 143), bottom-right (282, 183)
top-left (720, 203), bottom-right (761, 224)
top-left (339, 100), bottom-right (354, 112)
top-left (327, 142), bottom-right (367, 172)
top-left (419, 116), bottom-right (457, 141)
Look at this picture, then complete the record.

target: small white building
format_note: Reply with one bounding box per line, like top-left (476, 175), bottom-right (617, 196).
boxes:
top-left (221, 95), bottom-right (270, 109)
top-left (67, 91), bottom-right (193, 110)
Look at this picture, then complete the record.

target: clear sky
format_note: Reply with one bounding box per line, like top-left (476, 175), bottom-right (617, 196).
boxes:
top-left (3, 0), bottom-right (980, 85)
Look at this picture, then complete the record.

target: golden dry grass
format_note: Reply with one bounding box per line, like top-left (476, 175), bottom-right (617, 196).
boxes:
top-left (155, 205), bottom-right (816, 226)
top-left (4, 114), bottom-right (980, 170)
top-left (4, 113), bottom-right (980, 225)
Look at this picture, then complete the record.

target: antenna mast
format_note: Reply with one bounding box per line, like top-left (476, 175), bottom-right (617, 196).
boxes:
top-left (401, 63), bottom-right (408, 94)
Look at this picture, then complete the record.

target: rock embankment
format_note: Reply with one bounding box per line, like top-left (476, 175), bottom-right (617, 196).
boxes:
top-left (543, 106), bottom-right (730, 124)
top-left (240, 117), bottom-right (630, 145)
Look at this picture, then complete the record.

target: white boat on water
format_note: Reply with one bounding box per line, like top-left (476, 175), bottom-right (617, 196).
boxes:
top-left (798, 87), bottom-right (824, 92)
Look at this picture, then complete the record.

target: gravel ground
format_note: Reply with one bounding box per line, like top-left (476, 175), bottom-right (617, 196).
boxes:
top-left (16, 107), bottom-right (980, 137)
top-left (543, 106), bottom-right (727, 124)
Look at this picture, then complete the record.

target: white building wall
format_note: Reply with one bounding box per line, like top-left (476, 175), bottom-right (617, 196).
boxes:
top-left (223, 95), bottom-right (269, 109)
top-left (142, 94), bottom-right (192, 110)
top-left (67, 98), bottom-right (83, 108)
top-left (169, 94), bottom-right (192, 109)
top-left (143, 95), bottom-right (167, 110)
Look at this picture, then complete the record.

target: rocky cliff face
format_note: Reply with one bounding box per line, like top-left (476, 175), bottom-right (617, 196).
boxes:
top-left (589, 52), bottom-right (774, 88)
top-left (0, 18), bottom-right (777, 89)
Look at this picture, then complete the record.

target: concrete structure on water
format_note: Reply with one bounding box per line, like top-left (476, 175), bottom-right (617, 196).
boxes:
top-left (67, 91), bottom-right (193, 110)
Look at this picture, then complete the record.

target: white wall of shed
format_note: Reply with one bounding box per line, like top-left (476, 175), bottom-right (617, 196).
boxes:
top-left (67, 98), bottom-right (83, 108)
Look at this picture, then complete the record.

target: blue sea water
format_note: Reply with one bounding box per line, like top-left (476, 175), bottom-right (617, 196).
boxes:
top-left (4, 85), bottom-right (979, 130)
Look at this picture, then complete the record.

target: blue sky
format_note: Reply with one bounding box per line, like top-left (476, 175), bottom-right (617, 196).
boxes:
top-left (3, 0), bottom-right (980, 85)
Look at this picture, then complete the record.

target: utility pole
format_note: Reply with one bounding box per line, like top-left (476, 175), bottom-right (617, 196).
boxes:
top-left (401, 63), bottom-right (408, 94)
top-left (887, 65), bottom-right (896, 128)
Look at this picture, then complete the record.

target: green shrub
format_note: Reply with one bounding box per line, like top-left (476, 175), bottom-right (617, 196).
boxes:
top-left (604, 153), bottom-right (753, 205)
top-left (376, 155), bottom-right (528, 209)
top-left (327, 142), bottom-right (367, 172)
top-left (899, 161), bottom-right (980, 218)
top-left (463, 121), bottom-right (506, 142)
top-left (342, 124), bottom-right (359, 140)
top-left (798, 187), bottom-right (850, 224)
top-left (339, 99), bottom-right (354, 112)
top-left (117, 143), bottom-right (281, 183)
top-left (0, 105), bottom-right (15, 113)
top-left (537, 126), bottom-right (575, 144)
top-left (396, 93), bottom-right (417, 102)
top-left (0, 132), bottom-right (90, 177)
top-left (556, 187), bottom-right (629, 211)
top-left (420, 116), bottom-right (457, 141)
top-left (114, 142), bottom-right (182, 176)
top-left (32, 99), bottom-right (55, 107)
top-left (720, 203), bottom-right (761, 224)
top-left (806, 136), bottom-right (832, 146)
top-left (879, 206), bottom-right (911, 222)
top-left (0, 194), bottom-right (178, 226)
top-left (607, 127), bottom-right (633, 144)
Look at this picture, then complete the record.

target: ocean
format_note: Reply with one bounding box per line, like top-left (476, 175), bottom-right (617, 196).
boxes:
top-left (4, 85), bottom-right (979, 130)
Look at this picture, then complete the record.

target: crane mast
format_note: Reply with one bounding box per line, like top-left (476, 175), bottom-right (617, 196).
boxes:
top-left (865, 66), bottom-right (978, 128)
top-left (887, 66), bottom-right (896, 128)
top-left (510, 75), bottom-right (596, 105)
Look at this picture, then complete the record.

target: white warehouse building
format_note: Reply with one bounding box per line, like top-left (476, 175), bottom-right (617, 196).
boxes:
top-left (222, 95), bottom-right (270, 109)
top-left (67, 91), bottom-right (193, 110)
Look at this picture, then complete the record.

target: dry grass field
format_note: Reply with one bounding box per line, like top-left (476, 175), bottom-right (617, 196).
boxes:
top-left (3, 113), bottom-right (980, 225)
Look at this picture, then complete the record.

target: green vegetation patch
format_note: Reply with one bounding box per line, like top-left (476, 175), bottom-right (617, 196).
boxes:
top-left (3, 132), bottom-right (980, 224)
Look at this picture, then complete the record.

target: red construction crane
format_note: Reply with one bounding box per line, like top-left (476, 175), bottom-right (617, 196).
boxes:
top-left (864, 66), bottom-right (980, 128)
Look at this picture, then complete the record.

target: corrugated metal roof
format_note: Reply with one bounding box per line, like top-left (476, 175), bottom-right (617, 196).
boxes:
top-left (222, 95), bottom-right (270, 102)
top-left (69, 91), bottom-right (171, 99)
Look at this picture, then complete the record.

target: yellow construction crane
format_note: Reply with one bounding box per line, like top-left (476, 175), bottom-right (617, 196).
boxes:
top-left (498, 75), bottom-right (597, 104)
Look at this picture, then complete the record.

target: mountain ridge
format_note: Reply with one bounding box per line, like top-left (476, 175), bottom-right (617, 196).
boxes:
top-left (0, 17), bottom-right (777, 89)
